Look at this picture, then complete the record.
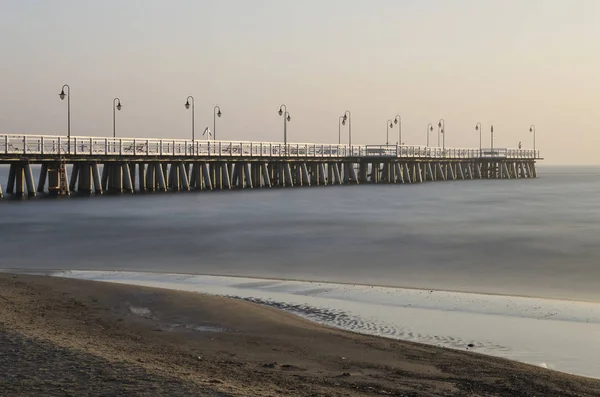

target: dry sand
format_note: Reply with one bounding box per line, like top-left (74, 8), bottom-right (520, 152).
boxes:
top-left (1, 273), bottom-right (599, 397)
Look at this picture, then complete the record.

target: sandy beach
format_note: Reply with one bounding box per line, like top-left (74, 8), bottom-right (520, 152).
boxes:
top-left (1, 273), bottom-right (599, 397)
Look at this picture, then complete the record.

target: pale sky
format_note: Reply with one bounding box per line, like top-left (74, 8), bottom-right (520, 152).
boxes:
top-left (1, 0), bottom-right (599, 164)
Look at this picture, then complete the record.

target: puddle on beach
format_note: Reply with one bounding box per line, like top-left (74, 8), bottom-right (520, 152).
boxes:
top-left (127, 305), bottom-right (225, 333)
top-left (50, 271), bottom-right (600, 379)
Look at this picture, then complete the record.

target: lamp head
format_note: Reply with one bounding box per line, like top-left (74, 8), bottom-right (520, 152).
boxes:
top-left (278, 109), bottom-right (283, 116)
top-left (394, 118), bottom-right (398, 125)
top-left (438, 121), bottom-right (442, 128)
top-left (529, 127), bottom-right (533, 132)
top-left (429, 125), bottom-right (433, 132)
top-left (343, 114), bottom-right (347, 122)
top-left (342, 120), bottom-right (346, 126)
top-left (59, 90), bottom-right (66, 100)
top-left (217, 110), bottom-right (222, 118)
top-left (475, 124), bottom-right (479, 131)
top-left (389, 123), bottom-right (394, 128)
top-left (286, 115), bottom-right (291, 122)
top-left (116, 102), bottom-right (122, 111)
top-left (185, 101), bottom-right (190, 110)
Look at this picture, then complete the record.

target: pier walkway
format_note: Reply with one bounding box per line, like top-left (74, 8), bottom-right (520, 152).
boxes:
top-left (0, 134), bottom-right (540, 198)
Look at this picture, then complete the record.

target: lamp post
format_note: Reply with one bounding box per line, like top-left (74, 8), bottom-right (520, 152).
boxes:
top-left (491, 125), bottom-right (494, 155)
top-left (475, 122), bottom-right (482, 157)
top-left (113, 98), bottom-right (122, 138)
top-left (185, 96), bottom-right (195, 142)
top-left (427, 123), bottom-right (433, 147)
top-left (58, 84), bottom-right (71, 152)
top-left (342, 110), bottom-right (352, 147)
top-left (213, 106), bottom-right (222, 141)
top-left (529, 125), bottom-right (536, 158)
top-left (438, 119), bottom-right (445, 149)
top-left (278, 105), bottom-right (291, 153)
top-left (386, 120), bottom-right (393, 145)
top-left (338, 115), bottom-right (344, 145)
top-left (393, 115), bottom-right (402, 146)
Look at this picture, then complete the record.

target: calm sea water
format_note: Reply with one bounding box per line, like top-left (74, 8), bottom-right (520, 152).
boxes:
top-left (1, 165), bottom-right (599, 302)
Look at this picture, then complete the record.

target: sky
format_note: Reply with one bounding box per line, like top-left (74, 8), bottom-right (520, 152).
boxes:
top-left (0, 0), bottom-right (599, 164)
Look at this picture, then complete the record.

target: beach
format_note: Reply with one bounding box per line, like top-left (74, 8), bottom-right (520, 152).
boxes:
top-left (1, 273), bottom-right (599, 397)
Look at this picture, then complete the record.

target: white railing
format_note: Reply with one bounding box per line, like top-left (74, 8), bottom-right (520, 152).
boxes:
top-left (0, 134), bottom-right (540, 160)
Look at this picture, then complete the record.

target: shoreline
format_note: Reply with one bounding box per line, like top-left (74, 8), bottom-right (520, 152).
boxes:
top-left (2, 273), bottom-right (600, 396)
top-left (5, 267), bottom-right (600, 305)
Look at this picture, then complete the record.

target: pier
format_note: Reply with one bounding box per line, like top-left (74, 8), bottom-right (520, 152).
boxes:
top-left (0, 134), bottom-right (540, 198)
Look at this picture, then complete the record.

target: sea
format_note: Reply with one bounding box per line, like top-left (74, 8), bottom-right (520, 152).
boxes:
top-left (1, 165), bottom-right (600, 377)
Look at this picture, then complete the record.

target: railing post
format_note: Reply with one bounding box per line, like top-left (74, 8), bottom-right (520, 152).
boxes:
top-left (160, 140), bottom-right (163, 156)
top-left (41, 136), bottom-right (44, 155)
top-left (120, 139), bottom-right (123, 156)
top-left (23, 136), bottom-right (27, 155)
top-left (146, 140), bottom-right (149, 156)
top-left (74, 137), bottom-right (77, 155)
top-left (4, 135), bottom-right (7, 155)
top-left (90, 138), bottom-right (93, 155)
top-left (58, 137), bottom-right (61, 155)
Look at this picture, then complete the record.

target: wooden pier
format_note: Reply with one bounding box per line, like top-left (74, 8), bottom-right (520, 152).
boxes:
top-left (0, 134), bottom-right (540, 198)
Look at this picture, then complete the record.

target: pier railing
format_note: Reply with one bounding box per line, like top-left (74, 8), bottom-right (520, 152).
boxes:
top-left (0, 134), bottom-right (539, 160)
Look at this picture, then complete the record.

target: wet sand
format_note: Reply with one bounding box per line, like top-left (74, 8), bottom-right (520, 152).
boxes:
top-left (1, 274), bottom-right (599, 396)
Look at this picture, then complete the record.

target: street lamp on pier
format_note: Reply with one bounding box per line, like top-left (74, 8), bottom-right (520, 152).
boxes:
top-left (58, 84), bottom-right (71, 152)
top-left (438, 119), bottom-right (445, 149)
top-left (278, 104), bottom-right (291, 151)
top-left (393, 115), bottom-right (402, 145)
top-left (213, 106), bottom-right (222, 141)
top-left (113, 98), bottom-right (122, 138)
top-left (475, 122), bottom-right (482, 157)
top-left (529, 125), bottom-right (536, 158)
top-left (338, 115), bottom-right (344, 145)
top-left (342, 110), bottom-right (352, 147)
top-left (386, 120), bottom-right (394, 145)
top-left (184, 96), bottom-right (195, 142)
top-left (427, 123), bottom-right (433, 147)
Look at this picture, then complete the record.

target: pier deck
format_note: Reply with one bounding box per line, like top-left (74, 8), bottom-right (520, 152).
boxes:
top-left (0, 134), bottom-right (540, 198)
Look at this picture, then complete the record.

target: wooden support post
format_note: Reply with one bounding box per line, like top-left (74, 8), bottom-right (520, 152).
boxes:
top-left (333, 163), bottom-right (342, 185)
top-left (69, 163), bottom-right (79, 191)
top-left (284, 163), bottom-right (294, 187)
top-left (37, 163), bottom-right (48, 193)
top-left (14, 164), bottom-right (24, 197)
top-left (416, 163), bottom-right (423, 183)
top-left (178, 162), bottom-right (190, 190)
top-left (77, 163), bottom-right (91, 194)
top-left (301, 163), bottom-right (310, 186)
top-left (403, 163), bottom-right (411, 183)
top-left (138, 163), bottom-right (146, 191)
top-left (122, 163), bottom-right (133, 193)
top-left (101, 164), bottom-right (109, 190)
top-left (436, 163), bottom-right (446, 181)
top-left (202, 163), bottom-right (213, 190)
top-left (371, 163), bottom-right (379, 184)
top-left (7, 164), bottom-right (16, 194)
top-left (448, 163), bottom-right (456, 180)
top-left (92, 163), bottom-right (102, 194)
top-left (426, 163), bottom-right (434, 181)
top-left (244, 163), bottom-right (253, 188)
top-left (261, 163), bottom-right (271, 187)
top-left (319, 163), bottom-right (327, 186)
top-left (395, 163), bottom-right (403, 183)
top-left (146, 163), bottom-right (156, 191)
top-left (24, 163), bottom-right (36, 197)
